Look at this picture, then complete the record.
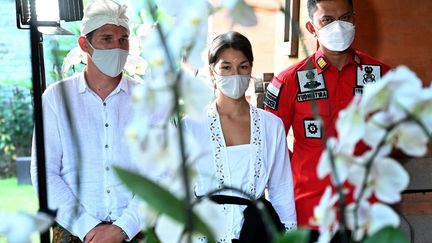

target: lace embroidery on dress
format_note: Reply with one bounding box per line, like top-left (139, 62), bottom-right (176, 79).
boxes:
top-left (206, 103), bottom-right (264, 242)
top-left (207, 105), bottom-right (226, 189)
top-left (249, 106), bottom-right (262, 196)
top-left (206, 103), bottom-right (262, 193)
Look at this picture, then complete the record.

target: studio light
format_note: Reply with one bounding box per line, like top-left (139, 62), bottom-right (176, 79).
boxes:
top-left (15, 0), bottom-right (84, 35)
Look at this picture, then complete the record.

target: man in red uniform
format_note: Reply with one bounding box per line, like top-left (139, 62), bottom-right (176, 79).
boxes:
top-left (264, 0), bottom-right (390, 235)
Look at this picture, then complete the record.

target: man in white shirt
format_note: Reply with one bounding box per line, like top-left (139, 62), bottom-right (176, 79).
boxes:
top-left (31, 0), bottom-right (146, 242)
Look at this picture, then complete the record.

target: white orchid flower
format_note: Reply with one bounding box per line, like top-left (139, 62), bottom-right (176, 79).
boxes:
top-left (61, 46), bottom-right (86, 74)
top-left (364, 111), bottom-right (428, 157)
top-left (363, 111), bottom-right (393, 145)
top-left (368, 203), bottom-right (400, 236)
top-left (180, 69), bottom-right (213, 120)
top-left (0, 211), bottom-right (53, 243)
top-left (128, 36), bottom-right (144, 56)
top-left (218, 0), bottom-right (257, 27)
top-left (136, 22), bottom-right (156, 42)
top-left (127, 123), bottom-right (179, 176)
top-left (124, 55), bottom-right (148, 76)
top-left (158, 1), bottom-right (209, 69)
top-left (318, 97), bottom-right (367, 184)
top-left (403, 86), bottom-right (432, 136)
top-left (416, 88), bottom-right (432, 135)
top-left (311, 186), bottom-right (339, 242)
top-left (140, 29), bottom-right (175, 82)
top-left (388, 121), bottom-right (429, 157)
top-left (155, 214), bottom-right (185, 243)
top-left (345, 201), bottom-right (400, 240)
top-left (349, 155), bottom-right (409, 204)
top-left (154, 0), bottom-right (188, 16)
top-left (345, 201), bottom-right (369, 241)
top-left (193, 198), bottom-right (228, 241)
top-left (361, 66), bottom-right (423, 115)
top-left (155, 199), bottom-right (224, 243)
top-left (317, 137), bottom-right (358, 185)
top-left (335, 96), bottom-right (366, 154)
top-left (388, 67), bottom-right (425, 112)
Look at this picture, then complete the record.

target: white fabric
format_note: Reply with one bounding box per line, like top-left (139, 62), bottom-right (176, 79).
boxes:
top-left (183, 102), bottom-right (297, 241)
top-left (225, 144), bottom-right (252, 237)
top-left (30, 73), bottom-right (147, 240)
top-left (80, 0), bottom-right (130, 36)
top-left (226, 144), bottom-right (250, 198)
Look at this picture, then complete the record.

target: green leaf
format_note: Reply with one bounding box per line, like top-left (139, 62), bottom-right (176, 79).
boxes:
top-left (114, 167), bottom-right (216, 243)
top-left (362, 226), bottom-right (409, 243)
top-left (142, 227), bottom-right (161, 243)
top-left (274, 228), bottom-right (310, 243)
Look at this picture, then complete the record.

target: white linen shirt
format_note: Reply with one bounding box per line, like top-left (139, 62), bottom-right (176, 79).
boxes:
top-left (183, 103), bottom-right (297, 241)
top-left (31, 72), bottom-right (146, 240)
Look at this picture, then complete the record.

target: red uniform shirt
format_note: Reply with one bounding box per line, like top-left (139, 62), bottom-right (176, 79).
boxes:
top-left (264, 49), bottom-right (390, 228)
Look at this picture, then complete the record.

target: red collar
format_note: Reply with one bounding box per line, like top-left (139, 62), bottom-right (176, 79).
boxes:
top-left (313, 49), bottom-right (362, 73)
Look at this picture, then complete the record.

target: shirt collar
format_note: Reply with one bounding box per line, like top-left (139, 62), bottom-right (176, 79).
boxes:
top-left (78, 72), bottom-right (130, 95)
top-left (313, 48), bottom-right (362, 74)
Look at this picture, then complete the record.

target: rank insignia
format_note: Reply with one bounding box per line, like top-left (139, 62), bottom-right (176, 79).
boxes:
top-left (317, 56), bottom-right (328, 70)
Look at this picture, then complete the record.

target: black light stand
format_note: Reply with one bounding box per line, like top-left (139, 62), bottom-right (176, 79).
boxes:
top-left (28, 1), bottom-right (51, 242)
top-left (15, 0), bottom-right (83, 242)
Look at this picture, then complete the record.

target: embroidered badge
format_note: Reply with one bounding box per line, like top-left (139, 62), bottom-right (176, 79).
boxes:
top-left (264, 77), bottom-right (283, 110)
top-left (355, 65), bottom-right (382, 95)
top-left (296, 69), bottom-right (328, 102)
top-left (304, 119), bottom-right (322, 138)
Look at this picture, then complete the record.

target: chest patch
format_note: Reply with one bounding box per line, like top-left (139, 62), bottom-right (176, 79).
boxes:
top-left (296, 69), bottom-right (328, 102)
top-left (355, 65), bottom-right (382, 95)
top-left (264, 77), bottom-right (283, 110)
top-left (304, 118), bottom-right (322, 139)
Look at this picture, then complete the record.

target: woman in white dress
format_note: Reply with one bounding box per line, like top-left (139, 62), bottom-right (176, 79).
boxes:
top-left (182, 31), bottom-right (297, 242)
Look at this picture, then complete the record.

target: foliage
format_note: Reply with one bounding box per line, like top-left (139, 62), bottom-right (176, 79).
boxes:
top-left (43, 22), bottom-right (81, 84)
top-left (0, 178), bottom-right (38, 213)
top-left (0, 85), bottom-right (33, 178)
top-left (274, 228), bottom-right (310, 243)
top-left (362, 227), bottom-right (409, 243)
top-left (0, 178), bottom-right (40, 243)
top-left (114, 167), bottom-right (216, 243)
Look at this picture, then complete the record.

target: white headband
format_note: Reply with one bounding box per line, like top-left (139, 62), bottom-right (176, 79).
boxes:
top-left (80, 0), bottom-right (129, 36)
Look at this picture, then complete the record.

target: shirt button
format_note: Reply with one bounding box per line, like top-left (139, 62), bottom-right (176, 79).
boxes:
top-left (107, 189), bottom-right (111, 193)
top-left (105, 123), bottom-right (109, 127)
top-left (109, 211), bottom-right (112, 215)
top-left (105, 144), bottom-right (109, 148)
top-left (103, 102), bottom-right (107, 106)
top-left (105, 166), bottom-right (110, 171)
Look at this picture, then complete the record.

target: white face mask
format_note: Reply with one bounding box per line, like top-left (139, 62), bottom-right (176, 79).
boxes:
top-left (215, 74), bottom-right (251, 100)
top-left (88, 42), bottom-right (129, 78)
top-left (316, 20), bottom-right (355, 52)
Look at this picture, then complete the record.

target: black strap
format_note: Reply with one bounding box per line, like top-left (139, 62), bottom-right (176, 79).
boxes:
top-left (209, 195), bottom-right (253, 206)
top-left (209, 195), bottom-right (285, 243)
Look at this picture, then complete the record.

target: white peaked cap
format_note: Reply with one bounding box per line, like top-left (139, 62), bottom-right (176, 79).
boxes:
top-left (80, 0), bottom-right (130, 36)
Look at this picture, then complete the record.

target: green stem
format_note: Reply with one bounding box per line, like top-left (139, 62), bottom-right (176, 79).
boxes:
top-left (327, 145), bottom-right (350, 243)
top-left (352, 117), bottom-right (412, 238)
top-left (146, 2), bottom-right (193, 242)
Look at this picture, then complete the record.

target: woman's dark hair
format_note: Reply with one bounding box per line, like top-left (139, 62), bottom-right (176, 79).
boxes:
top-left (208, 31), bottom-right (254, 66)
